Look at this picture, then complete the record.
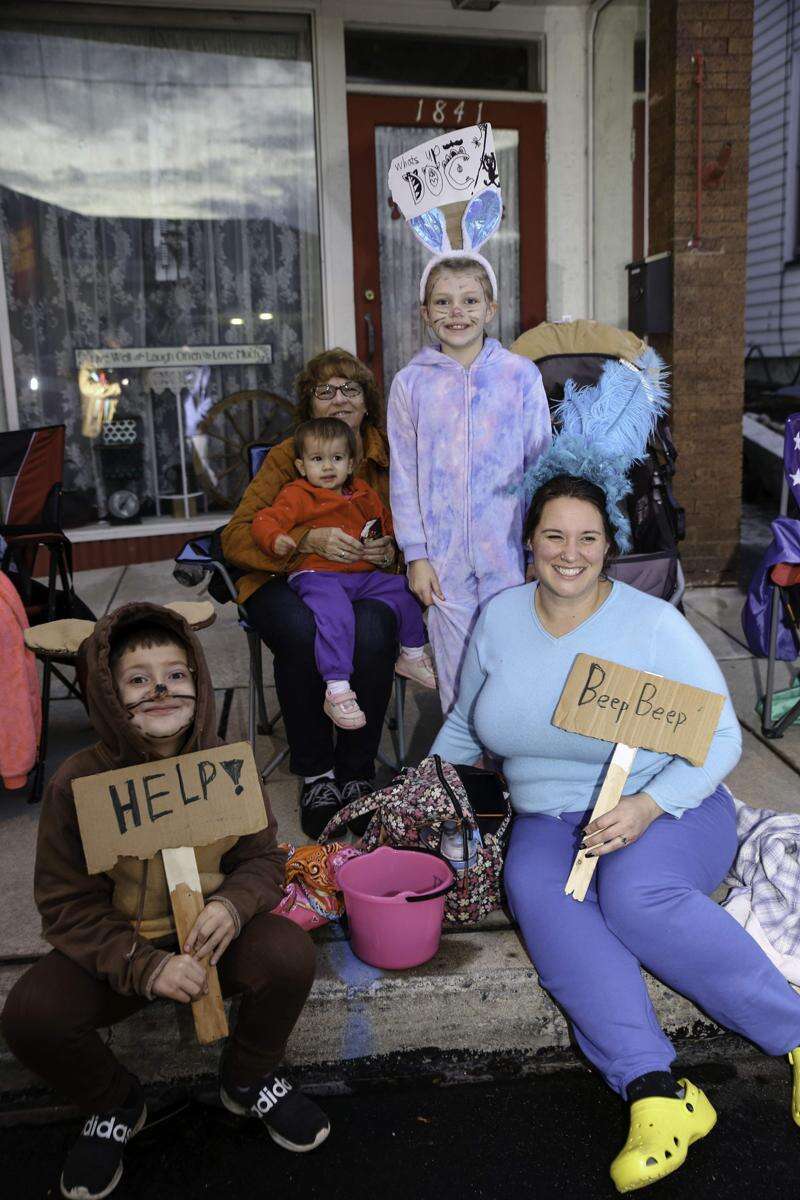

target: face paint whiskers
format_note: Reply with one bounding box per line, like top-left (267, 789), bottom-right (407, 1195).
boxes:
top-left (124, 683), bottom-right (197, 713)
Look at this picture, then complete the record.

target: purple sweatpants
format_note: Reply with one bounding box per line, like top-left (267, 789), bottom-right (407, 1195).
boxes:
top-left (504, 785), bottom-right (800, 1097)
top-left (288, 570), bottom-right (426, 681)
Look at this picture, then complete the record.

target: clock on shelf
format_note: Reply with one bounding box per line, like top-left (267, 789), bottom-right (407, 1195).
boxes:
top-left (107, 488), bottom-right (141, 524)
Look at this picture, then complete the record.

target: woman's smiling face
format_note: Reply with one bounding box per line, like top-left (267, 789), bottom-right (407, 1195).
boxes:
top-left (530, 496), bottom-right (609, 601)
top-left (311, 374), bottom-right (367, 431)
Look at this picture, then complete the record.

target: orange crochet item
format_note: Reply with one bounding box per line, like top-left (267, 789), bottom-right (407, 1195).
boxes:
top-left (0, 571), bottom-right (41, 790)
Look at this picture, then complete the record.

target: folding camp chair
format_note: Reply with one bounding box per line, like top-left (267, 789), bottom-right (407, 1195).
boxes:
top-left (174, 443), bottom-right (408, 780)
top-left (0, 425), bottom-right (86, 801)
top-left (761, 462), bottom-right (800, 738)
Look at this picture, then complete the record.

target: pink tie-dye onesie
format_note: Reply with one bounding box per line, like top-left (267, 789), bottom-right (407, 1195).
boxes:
top-left (388, 337), bottom-right (551, 714)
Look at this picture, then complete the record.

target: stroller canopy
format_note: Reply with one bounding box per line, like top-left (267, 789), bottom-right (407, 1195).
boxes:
top-left (511, 320), bottom-right (647, 404)
top-left (511, 319), bottom-right (684, 605)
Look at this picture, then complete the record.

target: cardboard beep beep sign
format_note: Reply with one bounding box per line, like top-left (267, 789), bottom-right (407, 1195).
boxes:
top-left (551, 655), bottom-right (726, 902)
top-left (72, 742), bottom-right (266, 1044)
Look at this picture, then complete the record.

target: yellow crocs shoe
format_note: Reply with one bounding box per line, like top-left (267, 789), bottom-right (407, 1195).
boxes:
top-left (609, 1079), bottom-right (717, 1193)
top-left (788, 1048), bottom-right (800, 1127)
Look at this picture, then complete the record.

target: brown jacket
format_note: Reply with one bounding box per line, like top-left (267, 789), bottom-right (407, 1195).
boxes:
top-left (34, 602), bottom-right (286, 999)
top-left (221, 425), bottom-right (391, 604)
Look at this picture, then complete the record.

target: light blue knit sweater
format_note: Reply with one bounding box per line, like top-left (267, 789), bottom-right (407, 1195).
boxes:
top-left (430, 580), bottom-right (742, 818)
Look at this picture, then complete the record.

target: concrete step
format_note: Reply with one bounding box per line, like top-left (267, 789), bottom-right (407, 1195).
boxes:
top-left (0, 923), bottom-right (718, 1104)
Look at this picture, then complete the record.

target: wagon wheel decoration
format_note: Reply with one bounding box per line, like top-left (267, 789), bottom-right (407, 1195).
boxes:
top-left (193, 389), bottom-right (296, 510)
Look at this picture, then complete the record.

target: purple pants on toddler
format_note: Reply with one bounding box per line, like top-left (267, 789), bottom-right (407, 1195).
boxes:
top-left (288, 570), bottom-right (425, 681)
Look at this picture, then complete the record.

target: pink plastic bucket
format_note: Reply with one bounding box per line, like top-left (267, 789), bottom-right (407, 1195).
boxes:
top-left (336, 845), bottom-right (454, 970)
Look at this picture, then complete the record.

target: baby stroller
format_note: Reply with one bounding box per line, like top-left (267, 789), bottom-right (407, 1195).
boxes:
top-left (511, 319), bottom-right (686, 607)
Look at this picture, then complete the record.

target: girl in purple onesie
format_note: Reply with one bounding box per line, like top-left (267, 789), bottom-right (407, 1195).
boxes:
top-left (388, 255), bottom-right (551, 715)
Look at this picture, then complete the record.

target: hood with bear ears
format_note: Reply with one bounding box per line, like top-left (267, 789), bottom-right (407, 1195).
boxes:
top-left (76, 601), bottom-right (217, 769)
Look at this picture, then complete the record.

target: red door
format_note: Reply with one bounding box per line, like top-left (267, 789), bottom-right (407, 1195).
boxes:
top-left (348, 94), bottom-right (547, 392)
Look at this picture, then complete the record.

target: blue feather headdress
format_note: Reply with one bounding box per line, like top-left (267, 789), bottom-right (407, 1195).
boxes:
top-left (521, 347), bottom-right (669, 554)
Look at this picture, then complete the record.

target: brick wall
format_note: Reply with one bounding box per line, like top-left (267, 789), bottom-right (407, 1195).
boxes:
top-left (648, 0), bottom-right (753, 585)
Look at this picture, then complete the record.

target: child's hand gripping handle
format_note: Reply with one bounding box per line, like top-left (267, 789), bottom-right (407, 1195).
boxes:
top-left (161, 847), bottom-right (229, 1044)
top-left (564, 744), bottom-right (636, 902)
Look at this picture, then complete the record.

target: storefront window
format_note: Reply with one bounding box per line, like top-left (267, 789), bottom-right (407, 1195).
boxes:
top-left (0, 13), bottom-right (322, 525)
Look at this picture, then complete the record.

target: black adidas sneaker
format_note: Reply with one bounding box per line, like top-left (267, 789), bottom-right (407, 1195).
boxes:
top-left (60, 1087), bottom-right (147, 1199)
top-left (220, 1070), bottom-right (330, 1152)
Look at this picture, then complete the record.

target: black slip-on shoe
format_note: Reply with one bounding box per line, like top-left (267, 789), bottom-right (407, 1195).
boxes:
top-left (60, 1090), bottom-right (147, 1200)
top-left (220, 1071), bottom-right (330, 1152)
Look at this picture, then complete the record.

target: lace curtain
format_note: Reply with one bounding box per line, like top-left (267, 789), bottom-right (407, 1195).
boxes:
top-left (0, 19), bottom-right (322, 513)
top-left (375, 126), bottom-right (521, 394)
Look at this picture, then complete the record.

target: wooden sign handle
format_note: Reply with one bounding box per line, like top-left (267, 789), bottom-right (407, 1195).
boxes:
top-left (161, 847), bottom-right (229, 1045)
top-left (564, 744), bottom-right (637, 902)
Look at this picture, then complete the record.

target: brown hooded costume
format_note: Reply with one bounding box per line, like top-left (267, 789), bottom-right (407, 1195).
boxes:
top-left (33, 602), bottom-right (287, 997)
top-left (1, 603), bottom-right (316, 1113)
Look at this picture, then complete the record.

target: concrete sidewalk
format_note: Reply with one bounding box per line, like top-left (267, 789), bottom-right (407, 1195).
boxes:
top-left (1, 562), bottom-right (799, 1107)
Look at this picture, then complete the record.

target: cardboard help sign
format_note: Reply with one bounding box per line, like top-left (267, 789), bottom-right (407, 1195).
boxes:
top-left (552, 655), bottom-right (725, 901)
top-left (73, 742), bottom-right (266, 1044)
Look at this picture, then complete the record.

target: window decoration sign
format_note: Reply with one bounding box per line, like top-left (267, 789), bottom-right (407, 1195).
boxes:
top-left (75, 345), bottom-right (272, 371)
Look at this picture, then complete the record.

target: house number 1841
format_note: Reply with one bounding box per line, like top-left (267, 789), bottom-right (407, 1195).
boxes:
top-left (414, 98), bottom-right (485, 125)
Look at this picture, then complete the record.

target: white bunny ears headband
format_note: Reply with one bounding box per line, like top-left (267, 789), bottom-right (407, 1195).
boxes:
top-left (388, 123), bottom-right (502, 302)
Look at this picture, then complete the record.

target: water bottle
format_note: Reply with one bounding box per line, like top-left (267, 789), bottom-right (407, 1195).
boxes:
top-left (439, 818), bottom-right (479, 875)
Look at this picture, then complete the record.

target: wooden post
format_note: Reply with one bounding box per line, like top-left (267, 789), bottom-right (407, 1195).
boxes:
top-left (564, 744), bottom-right (637, 902)
top-left (162, 846), bottom-right (229, 1044)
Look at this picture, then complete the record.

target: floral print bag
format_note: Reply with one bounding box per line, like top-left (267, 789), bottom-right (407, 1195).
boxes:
top-left (320, 755), bottom-right (512, 926)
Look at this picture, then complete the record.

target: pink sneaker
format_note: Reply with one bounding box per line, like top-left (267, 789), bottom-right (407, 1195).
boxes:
top-left (394, 651), bottom-right (437, 690)
top-left (323, 688), bottom-right (367, 730)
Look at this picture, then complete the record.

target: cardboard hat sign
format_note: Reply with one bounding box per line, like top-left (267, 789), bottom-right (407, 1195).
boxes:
top-left (73, 741), bottom-right (266, 1044)
top-left (552, 655), bottom-right (726, 902)
top-left (388, 122), bottom-right (503, 284)
top-left (388, 123), bottom-right (500, 221)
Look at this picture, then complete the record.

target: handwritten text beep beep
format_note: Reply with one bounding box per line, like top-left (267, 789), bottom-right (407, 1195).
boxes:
top-left (109, 758), bottom-right (244, 836)
top-left (578, 662), bottom-right (687, 733)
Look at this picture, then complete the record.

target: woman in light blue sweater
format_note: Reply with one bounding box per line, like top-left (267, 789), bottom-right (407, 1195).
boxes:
top-left (432, 473), bottom-right (800, 1194)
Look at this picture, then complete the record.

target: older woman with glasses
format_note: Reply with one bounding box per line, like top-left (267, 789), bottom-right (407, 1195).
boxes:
top-left (222, 349), bottom-right (398, 838)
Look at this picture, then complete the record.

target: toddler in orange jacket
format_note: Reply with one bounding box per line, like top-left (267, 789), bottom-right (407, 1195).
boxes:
top-left (253, 418), bottom-right (436, 730)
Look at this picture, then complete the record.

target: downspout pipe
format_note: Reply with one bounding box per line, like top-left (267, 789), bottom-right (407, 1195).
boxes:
top-left (587, 0), bottom-right (615, 320)
top-left (688, 49), bottom-right (704, 249)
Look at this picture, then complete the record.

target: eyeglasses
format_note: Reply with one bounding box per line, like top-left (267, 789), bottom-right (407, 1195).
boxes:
top-left (313, 382), bottom-right (364, 402)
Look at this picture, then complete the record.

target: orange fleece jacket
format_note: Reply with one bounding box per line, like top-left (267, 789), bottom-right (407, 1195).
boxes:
top-left (252, 477), bottom-right (394, 574)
